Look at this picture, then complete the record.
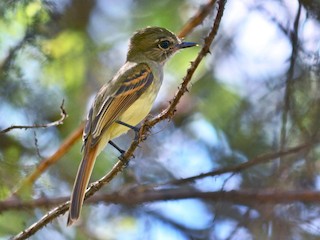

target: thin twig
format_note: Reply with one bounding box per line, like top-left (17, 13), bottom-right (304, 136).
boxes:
top-left (146, 210), bottom-right (207, 239)
top-left (0, 100), bottom-right (68, 134)
top-left (278, 3), bottom-right (302, 179)
top-left (0, 32), bottom-right (29, 77)
top-left (157, 141), bottom-right (314, 187)
top-left (33, 131), bottom-right (43, 159)
top-left (279, 3), bottom-right (301, 151)
top-left (178, 0), bottom-right (216, 38)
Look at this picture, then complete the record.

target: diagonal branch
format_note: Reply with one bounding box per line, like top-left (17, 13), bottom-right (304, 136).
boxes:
top-left (158, 140), bottom-right (314, 187)
top-left (178, 0), bottom-right (216, 38)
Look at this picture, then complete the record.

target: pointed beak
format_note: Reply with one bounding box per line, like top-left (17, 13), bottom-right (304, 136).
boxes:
top-left (178, 41), bottom-right (198, 49)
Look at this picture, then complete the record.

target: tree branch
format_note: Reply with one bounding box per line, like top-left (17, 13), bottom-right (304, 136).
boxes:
top-left (278, 3), bottom-right (303, 179)
top-left (279, 2), bottom-right (302, 150)
top-left (178, 0), bottom-right (216, 38)
top-left (0, 32), bottom-right (29, 79)
top-left (158, 140), bottom-right (315, 187)
top-left (4, 188), bottom-right (320, 213)
top-left (0, 100), bottom-right (68, 134)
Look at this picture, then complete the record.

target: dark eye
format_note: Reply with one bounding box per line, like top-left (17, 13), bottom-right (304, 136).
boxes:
top-left (159, 40), bottom-right (171, 49)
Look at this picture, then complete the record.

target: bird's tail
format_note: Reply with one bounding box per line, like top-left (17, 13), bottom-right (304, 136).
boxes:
top-left (67, 142), bottom-right (98, 226)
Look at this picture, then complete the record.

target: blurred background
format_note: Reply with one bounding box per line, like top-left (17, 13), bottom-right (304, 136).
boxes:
top-left (1, 0), bottom-right (320, 239)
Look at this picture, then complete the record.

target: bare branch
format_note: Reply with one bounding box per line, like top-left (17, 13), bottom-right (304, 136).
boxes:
top-left (278, 3), bottom-right (303, 179)
top-left (0, 32), bottom-right (28, 77)
top-left (280, 3), bottom-right (302, 150)
top-left (0, 100), bottom-right (68, 134)
top-left (178, 0), bottom-right (216, 38)
top-left (11, 202), bottom-right (70, 240)
top-left (159, 141), bottom-right (314, 187)
top-left (4, 188), bottom-right (320, 213)
top-left (33, 131), bottom-right (43, 159)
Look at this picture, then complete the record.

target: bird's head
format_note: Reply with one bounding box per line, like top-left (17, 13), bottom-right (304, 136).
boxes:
top-left (127, 26), bottom-right (197, 63)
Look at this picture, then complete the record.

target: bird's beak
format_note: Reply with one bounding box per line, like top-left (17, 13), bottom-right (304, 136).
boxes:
top-left (178, 41), bottom-right (198, 49)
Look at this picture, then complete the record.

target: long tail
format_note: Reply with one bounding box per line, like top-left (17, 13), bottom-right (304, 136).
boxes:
top-left (67, 142), bottom-right (98, 226)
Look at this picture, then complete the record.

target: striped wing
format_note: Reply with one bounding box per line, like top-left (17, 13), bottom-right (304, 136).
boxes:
top-left (84, 63), bottom-right (154, 147)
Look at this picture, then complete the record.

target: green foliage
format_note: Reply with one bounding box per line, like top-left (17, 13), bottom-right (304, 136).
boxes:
top-left (42, 30), bottom-right (87, 88)
top-left (0, 211), bottom-right (28, 236)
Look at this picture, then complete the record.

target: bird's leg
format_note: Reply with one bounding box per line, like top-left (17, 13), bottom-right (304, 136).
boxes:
top-left (115, 120), bottom-right (140, 141)
top-left (108, 140), bottom-right (134, 164)
top-left (108, 140), bottom-right (125, 155)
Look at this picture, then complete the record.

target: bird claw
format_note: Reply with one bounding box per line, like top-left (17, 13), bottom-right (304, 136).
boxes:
top-left (118, 154), bottom-right (128, 166)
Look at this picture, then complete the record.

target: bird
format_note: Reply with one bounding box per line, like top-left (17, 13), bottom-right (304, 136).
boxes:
top-left (67, 26), bottom-right (197, 225)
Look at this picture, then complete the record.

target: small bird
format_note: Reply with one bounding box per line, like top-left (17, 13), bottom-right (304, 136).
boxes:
top-left (67, 26), bottom-right (197, 225)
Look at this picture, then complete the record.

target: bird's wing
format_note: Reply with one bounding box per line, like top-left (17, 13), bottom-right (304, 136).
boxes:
top-left (84, 62), bottom-right (154, 146)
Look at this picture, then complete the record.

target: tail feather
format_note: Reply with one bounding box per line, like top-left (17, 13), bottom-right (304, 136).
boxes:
top-left (67, 143), bottom-right (98, 226)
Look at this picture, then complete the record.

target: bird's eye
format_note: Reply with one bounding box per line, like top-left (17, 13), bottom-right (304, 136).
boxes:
top-left (158, 40), bottom-right (171, 49)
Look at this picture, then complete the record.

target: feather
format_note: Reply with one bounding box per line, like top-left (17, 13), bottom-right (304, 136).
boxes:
top-left (90, 63), bottom-right (153, 146)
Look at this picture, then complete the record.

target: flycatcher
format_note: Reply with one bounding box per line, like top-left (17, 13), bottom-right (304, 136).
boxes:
top-left (68, 26), bottom-right (197, 225)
